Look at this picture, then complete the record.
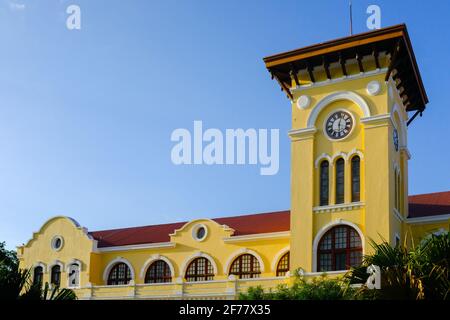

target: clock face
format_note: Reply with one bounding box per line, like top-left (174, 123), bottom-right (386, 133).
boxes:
top-left (393, 128), bottom-right (399, 151)
top-left (325, 110), bottom-right (354, 140)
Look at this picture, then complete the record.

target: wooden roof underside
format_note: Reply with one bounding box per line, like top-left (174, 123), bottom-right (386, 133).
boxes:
top-left (263, 24), bottom-right (428, 113)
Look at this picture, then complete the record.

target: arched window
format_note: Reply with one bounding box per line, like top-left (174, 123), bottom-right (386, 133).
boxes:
top-left (276, 252), bottom-right (290, 277)
top-left (320, 161), bottom-right (329, 206)
top-left (185, 257), bottom-right (214, 282)
top-left (50, 265), bottom-right (61, 286)
top-left (351, 156), bottom-right (360, 202)
top-left (394, 170), bottom-right (398, 210)
top-left (317, 225), bottom-right (362, 272)
top-left (335, 158), bottom-right (345, 204)
top-left (145, 260), bottom-right (172, 283)
top-left (107, 262), bottom-right (132, 285)
top-left (68, 263), bottom-right (80, 288)
top-left (229, 254), bottom-right (261, 279)
top-left (397, 173), bottom-right (401, 211)
top-left (33, 266), bottom-right (43, 286)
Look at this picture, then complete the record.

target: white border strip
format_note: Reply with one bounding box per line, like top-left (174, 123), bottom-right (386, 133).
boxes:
top-left (406, 214), bottom-right (450, 225)
top-left (97, 242), bottom-right (176, 252)
top-left (223, 231), bottom-right (290, 243)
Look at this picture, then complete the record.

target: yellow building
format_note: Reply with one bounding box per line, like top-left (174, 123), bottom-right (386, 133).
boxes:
top-left (17, 24), bottom-right (449, 299)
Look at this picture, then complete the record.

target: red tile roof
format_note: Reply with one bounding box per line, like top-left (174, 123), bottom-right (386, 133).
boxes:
top-left (89, 210), bottom-right (290, 248)
top-left (89, 192), bottom-right (450, 248)
top-left (408, 191), bottom-right (450, 218)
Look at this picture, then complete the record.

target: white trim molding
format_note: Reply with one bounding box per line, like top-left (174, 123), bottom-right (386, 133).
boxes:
top-left (271, 246), bottom-right (290, 273)
top-left (393, 208), bottom-right (404, 223)
top-left (361, 113), bottom-right (393, 125)
top-left (306, 91), bottom-right (371, 128)
top-left (49, 259), bottom-right (64, 271)
top-left (291, 67), bottom-right (388, 92)
top-left (331, 151), bottom-right (348, 164)
top-left (391, 103), bottom-right (407, 148)
top-left (314, 150), bottom-right (363, 168)
top-left (313, 202), bottom-right (365, 214)
top-left (180, 251), bottom-right (218, 277)
top-left (348, 148), bottom-right (364, 160)
top-left (65, 258), bottom-right (83, 272)
top-left (33, 261), bottom-right (47, 273)
top-left (139, 255), bottom-right (175, 279)
top-left (406, 214), bottom-right (450, 225)
top-left (288, 127), bottom-right (317, 141)
top-left (223, 231), bottom-right (290, 243)
top-left (97, 242), bottom-right (175, 252)
top-left (102, 257), bottom-right (136, 283)
top-left (312, 219), bottom-right (365, 272)
top-left (223, 248), bottom-right (266, 274)
top-left (314, 153), bottom-right (332, 168)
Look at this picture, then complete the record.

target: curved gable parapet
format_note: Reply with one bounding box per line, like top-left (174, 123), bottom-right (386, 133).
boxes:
top-left (307, 91), bottom-right (371, 128)
top-left (169, 218), bottom-right (235, 239)
top-left (20, 216), bottom-right (95, 249)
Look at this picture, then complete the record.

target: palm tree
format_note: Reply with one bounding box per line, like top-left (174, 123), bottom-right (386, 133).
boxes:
top-left (345, 232), bottom-right (450, 300)
top-left (0, 262), bottom-right (77, 300)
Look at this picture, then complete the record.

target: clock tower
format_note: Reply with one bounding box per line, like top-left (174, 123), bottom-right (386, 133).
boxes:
top-left (264, 25), bottom-right (428, 272)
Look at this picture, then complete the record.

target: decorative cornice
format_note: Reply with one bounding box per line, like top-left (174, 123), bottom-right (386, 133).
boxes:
top-left (406, 214), bottom-right (450, 225)
top-left (291, 67), bottom-right (388, 91)
top-left (288, 127), bottom-right (317, 141)
top-left (97, 242), bottom-right (176, 253)
top-left (313, 202), bottom-right (364, 213)
top-left (223, 231), bottom-right (290, 243)
top-left (360, 113), bottom-right (392, 125)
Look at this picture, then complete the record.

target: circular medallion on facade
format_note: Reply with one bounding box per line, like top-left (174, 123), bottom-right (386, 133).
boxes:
top-left (367, 80), bottom-right (381, 96)
top-left (296, 95), bottom-right (311, 109)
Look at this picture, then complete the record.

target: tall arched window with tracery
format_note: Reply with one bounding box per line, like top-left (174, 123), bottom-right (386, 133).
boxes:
top-left (394, 170), bottom-right (398, 210)
top-left (317, 225), bottom-right (362, 271)
top-left (397, 172), bottom-right (401, 212)
top-left (229, 254), bottom-right (261, 279)
top-left (276, 252), bottom-right (290, 277)
top-left (320, 160), bottom-right (329, 206)
top-left (185, 257), bottom-right (214, 282)
top-left (351, 156), bottom-right (360, 202)
top-left (107, 262), bottom-right (132, 285)
top-left (335, 158), bottom-right (345, 204)
top-left (145, 260), bottom-right (172, 283)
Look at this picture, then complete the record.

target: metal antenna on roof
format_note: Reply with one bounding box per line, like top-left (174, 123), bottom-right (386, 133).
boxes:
top-left (349, 1), bottom-right (353, 35)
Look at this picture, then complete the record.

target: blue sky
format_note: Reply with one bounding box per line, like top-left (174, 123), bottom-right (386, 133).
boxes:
top-left (1, 0), bottom-right (449, 249)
